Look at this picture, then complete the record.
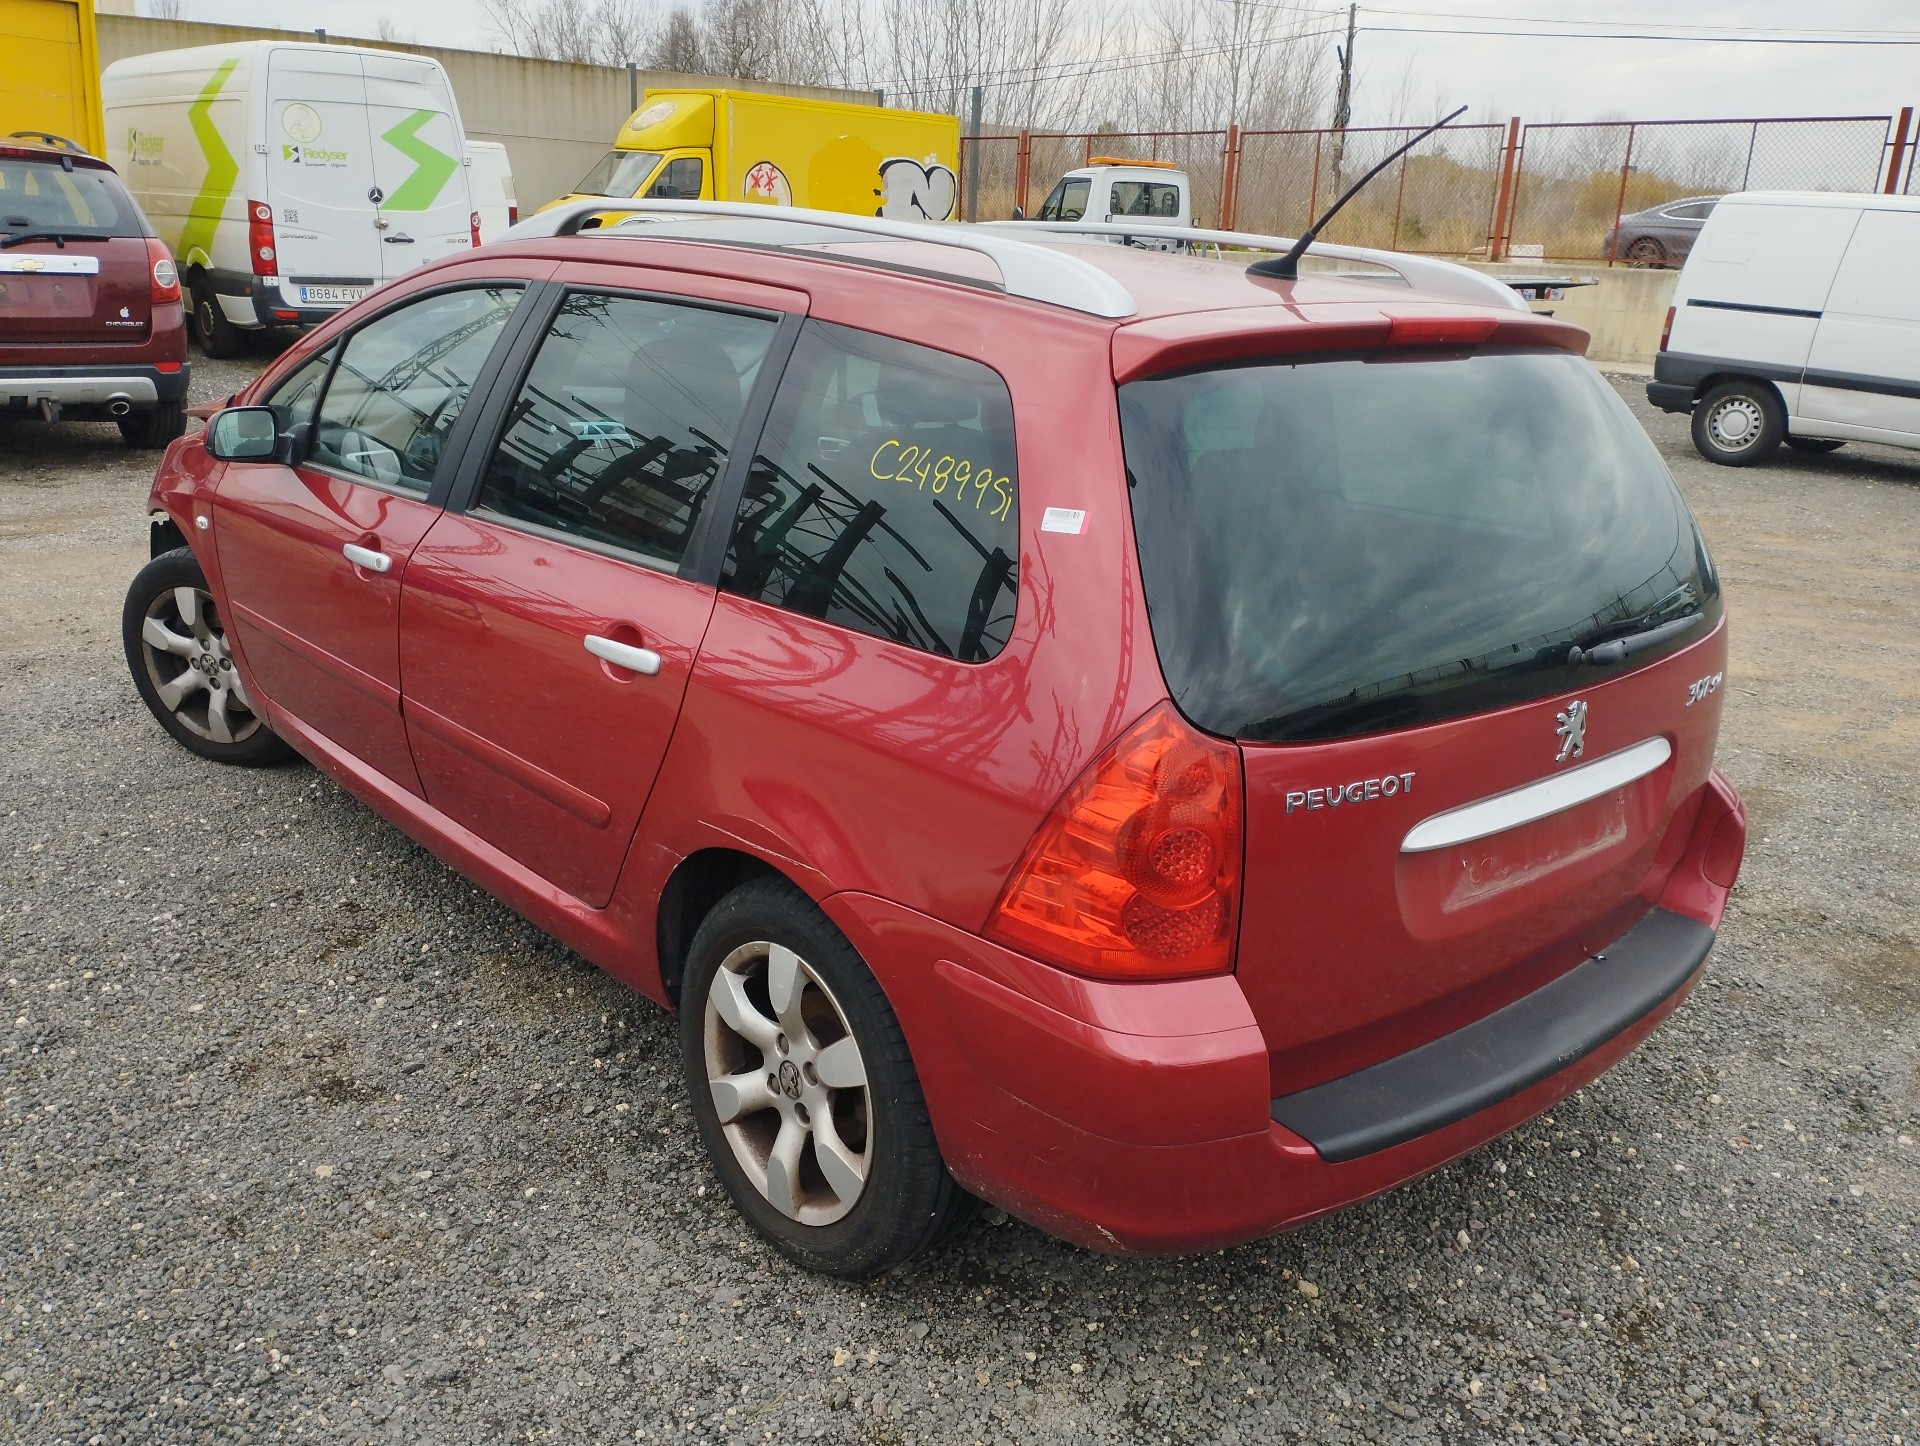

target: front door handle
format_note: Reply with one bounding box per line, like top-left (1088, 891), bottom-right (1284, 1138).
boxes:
top-left (382, 234), bottom-right (416, 244)
top-left (342, 542), bottom-right (392, 574)
top-left (585, 633), bottom-right (661, 676)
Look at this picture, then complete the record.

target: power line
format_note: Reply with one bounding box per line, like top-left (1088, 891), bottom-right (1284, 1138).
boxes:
top-left (1364, 24), bottom-right (1920, 45)
top-left (867, 25), bottom-right (1344, 94)
top-left (1221, 0), bottom-right (1920, 42)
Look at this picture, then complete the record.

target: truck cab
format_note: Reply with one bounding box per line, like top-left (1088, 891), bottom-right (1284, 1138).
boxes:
top-left (1032, 158), bottom-right (1191, 242)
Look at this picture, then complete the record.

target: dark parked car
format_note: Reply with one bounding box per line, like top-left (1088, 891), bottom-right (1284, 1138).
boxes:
top-left (0, 132), bottom-right (189, 447)
top-left (1608, 195), bottom-right (1719, 265)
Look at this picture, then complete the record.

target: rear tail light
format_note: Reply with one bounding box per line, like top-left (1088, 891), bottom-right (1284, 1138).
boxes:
top-left (1659, 305), bottom-right (1675, 353)
top-left (988, 703), bottom-right (1242, 981)
top-left (248, 199), bottom-right (278, 277)
top-left (507, 203), bottom-right (519, 226)
top-left (470, 210), bottom-right (482, 247)
top-left (146, 237), bottom-right (180, 303)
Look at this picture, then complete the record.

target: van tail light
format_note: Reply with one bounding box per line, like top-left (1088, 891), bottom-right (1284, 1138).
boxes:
top-left (470, 210), bottom-right (482, 247)
top-left (987, 703), bottom-right (1242, 981)
top-left (1659, 305), bottom-right (1675, 353)
top-left (248, 199), bottom-right (278, 277)
top-left (146, 238), bottom-right (180, 303)
top-left (507, 202), bottom-right (519, 226)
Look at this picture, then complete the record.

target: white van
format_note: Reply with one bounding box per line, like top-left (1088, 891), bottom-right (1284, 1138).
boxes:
top-left (1027, 159), bottom-right (1192, 247)
top-left (466, 139), bottom-right (517, 243)
top-left (103, 41), bottom-right (478, 356)
top-left (1650, 191), bottom-right (1920, 465)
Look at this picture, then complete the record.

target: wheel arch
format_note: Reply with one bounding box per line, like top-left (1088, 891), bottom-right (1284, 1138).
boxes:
top-left (1692, 370), bottom-right (1786, 410)
top-left (655, 847), bottom-right (791, 1009)
top-left (148, 510), bottom-right (189, 559)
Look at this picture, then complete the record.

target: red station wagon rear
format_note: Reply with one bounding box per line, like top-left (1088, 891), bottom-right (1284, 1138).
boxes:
top-left (122, 202), bottom-right (1746, 1275)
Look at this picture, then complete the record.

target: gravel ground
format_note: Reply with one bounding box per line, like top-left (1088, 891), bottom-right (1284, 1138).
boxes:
top-left (2, 355), bottom-right (1917, 1445)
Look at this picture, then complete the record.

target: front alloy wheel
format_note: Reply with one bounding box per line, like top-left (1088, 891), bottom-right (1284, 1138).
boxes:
top-left (122, 548), bottom-right (292, 766)
top-left (703, 940), bottom-right (872, 1225)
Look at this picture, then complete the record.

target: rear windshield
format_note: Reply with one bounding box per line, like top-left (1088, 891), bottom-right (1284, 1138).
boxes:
top-left (575, 150), bottom-right (663, 198)
top-left (0, 159), bottom-right (146, 240)
top-left (1118, 348), bottom-right (1720, 742)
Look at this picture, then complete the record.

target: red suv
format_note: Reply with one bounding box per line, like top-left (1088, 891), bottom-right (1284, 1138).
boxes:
top-left (0, 133), bottom-right (189, 448)
top-left (121, 205), bottom-right (1746, 1276)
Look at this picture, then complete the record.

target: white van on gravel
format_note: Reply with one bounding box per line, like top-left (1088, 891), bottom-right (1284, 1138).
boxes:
top-left (466, 140), bottom-right (517, 243)
top-left (104, 40), bottom-right (478, 356)
top-left (1649, 190), bottom-right (1920, 465)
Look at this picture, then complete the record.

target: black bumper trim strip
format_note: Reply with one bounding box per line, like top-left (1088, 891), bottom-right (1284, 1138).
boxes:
top-left (1685, 297), bottom-right (1823, 320)
top-left (1270, 907), bottom-right (1714, 1163)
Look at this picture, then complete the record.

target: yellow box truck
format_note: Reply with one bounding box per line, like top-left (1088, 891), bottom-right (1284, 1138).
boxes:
top-left (0, 0), bottom-right (104, 155)
top-left (551, 89), bottom-right (959, 221)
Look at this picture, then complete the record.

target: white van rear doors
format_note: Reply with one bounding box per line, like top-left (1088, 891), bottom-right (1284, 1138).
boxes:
top-left (364, 56), bottom-right (472, 281)
top-left (1800, 209), bottom-right (1920, 443)
top-left (265, 46), bottom-right (383, 299)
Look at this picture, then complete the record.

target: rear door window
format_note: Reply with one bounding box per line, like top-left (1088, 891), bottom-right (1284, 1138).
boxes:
top-left (724, 321), bottom-right (1019, 662)
top-left (475, 290), bottom-right (777, 567)
top-left (1119, 348), bottom-right (1720, 740)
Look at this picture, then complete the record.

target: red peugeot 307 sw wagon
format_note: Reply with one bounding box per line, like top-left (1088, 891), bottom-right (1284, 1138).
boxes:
top-left (122, 201), bottom-right (1746, 1276)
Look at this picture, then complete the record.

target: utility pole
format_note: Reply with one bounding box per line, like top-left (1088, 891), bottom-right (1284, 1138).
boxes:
top-left (1329, 3), bottom-right (1357, 191)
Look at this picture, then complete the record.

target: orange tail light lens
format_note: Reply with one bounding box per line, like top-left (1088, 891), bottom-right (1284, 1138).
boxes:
top-left (988, 702), bottom-right (1242, 980)
top-left (1660, 305), bottom-right (1675, 353)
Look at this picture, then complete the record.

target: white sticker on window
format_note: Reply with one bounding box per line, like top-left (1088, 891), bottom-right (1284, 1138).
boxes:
top-left (1041, 507), bottom-right (1087, 535)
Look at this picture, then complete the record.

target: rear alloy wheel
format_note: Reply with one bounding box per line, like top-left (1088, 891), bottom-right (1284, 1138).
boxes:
top-left (118, 402), bottom-right (186, 450)
top-left (1692, 380), bottom-right (1785, 467)
top-left (191, 278), bottom-right (246, 360)
top-left (122, 548), bottom-right (292, 766)
top-left (1624, 236), bottom-right (1666, 264)
top-left (1785, 436), bottom-right (1845, 454)
top-left (680, 878), bottom-right (974, 1276)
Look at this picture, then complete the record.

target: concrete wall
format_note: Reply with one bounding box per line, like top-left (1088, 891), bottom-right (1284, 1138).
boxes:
top-left (1465, 260), bottom-right (1679, 370)
top-left (95, 15), bottom-right (879, 211)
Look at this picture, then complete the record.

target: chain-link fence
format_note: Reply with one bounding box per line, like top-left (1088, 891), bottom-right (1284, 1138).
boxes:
top-left (962, 110), bottom-right (1915, 259)
top-left (1506, 116), bottom-right (1902, 262)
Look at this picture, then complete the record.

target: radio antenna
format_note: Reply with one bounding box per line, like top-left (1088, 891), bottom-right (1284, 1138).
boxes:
top-left (1250, 105), bottom-right (1469, 281)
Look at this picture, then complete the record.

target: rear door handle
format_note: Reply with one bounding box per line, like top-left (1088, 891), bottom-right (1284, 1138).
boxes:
top-left (342, 542), bottom-right (391, 574)
top-left (584, 633), bottom-right (661, 676)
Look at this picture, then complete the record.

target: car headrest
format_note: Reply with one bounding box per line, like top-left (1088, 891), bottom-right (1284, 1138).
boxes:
top-left (875, 365), bottom-right (977, 427)
top-left (626, 333), bottom-right (743, 437)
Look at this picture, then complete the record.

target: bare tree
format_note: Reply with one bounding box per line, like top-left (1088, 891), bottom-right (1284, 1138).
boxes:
top-left (651, 7), bottom-right (706, 73)
top-left (374, 17), bottom-right (414, 45)
top-left (145, 0), bottom-right (187, 19)
top-left (484, 0), bottom-right (652, 66)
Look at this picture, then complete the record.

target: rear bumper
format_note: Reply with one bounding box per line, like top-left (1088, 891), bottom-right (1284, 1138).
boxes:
top-left (0, 361), bottom-right (190, 412)
top-left (823, 770), bottom-right (1745, 1256)
top-left (1646, 380), bottom-right (1694, 413)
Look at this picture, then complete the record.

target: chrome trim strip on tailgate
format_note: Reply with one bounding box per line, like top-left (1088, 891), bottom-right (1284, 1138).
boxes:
top-left (0, 254), bottom-right (101, 274)
top-left (1400, 737), bottom-right (1672, 854)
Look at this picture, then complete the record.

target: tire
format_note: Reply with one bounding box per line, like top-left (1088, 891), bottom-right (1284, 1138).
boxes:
top-left (679, 876), bottom-right (973, 1276)
top-left (1785, 437), bottom-right (1845, 454)
top-left (122, 547), bottom-right (293, 767)
top-left (191, 277), bottom-right (247, 360)
top-left (117, 402), bottom-right (186, 450)
top-left (1692, 380), bottom-right (1786, 467)
top-left (1623, 236), bottom-right (1665, 264)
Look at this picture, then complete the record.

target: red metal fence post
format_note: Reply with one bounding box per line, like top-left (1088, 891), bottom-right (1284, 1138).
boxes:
top-left (1885, 106), bottom-right (1914, 193)
top-left (1014, 129), bottom-right (1031, 215)
top-left (1606, 123), bottom-right (1637, 264)
top-left (1487, 117), bottom-right (1520, 259)
top-left (1221, 123), bottom-right (1241, 230)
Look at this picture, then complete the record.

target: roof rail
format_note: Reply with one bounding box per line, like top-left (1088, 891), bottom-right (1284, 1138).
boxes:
top-left (498, 198), bottom-right (1139, 319)
top-left (5, 129), bottom-right (94, 157)
top-left (979, 220), bottom-right (1529, 313)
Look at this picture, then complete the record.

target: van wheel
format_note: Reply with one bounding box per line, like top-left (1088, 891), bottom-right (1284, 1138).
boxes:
top-left (1785, 437), bottom-right (1845, 454)
top-left (679, 877), bottom-right (974, 1277)
top-left (118, 402), bottom-right (186, 450)
top-left (1692, 381), bottom-right (1785, 466)
top-left (123, 548), bottom-right (293, 767)
top-left (192, 280), bottom-right (246, 360)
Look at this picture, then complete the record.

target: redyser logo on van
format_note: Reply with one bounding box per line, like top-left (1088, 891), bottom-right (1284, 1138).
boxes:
top-left (125, 128), bottom-right (165, 166)
top-left (283, 144), bottom-right (349, 165)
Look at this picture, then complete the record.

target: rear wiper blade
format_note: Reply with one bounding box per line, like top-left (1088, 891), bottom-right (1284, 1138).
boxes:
top-left (0, 230), bottom-right (77, 249)
top-left (1567, 612), bottom-right (1703, 666)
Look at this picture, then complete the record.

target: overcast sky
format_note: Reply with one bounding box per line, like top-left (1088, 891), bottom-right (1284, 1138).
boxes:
top-left (149, 0), bottom-right (1920, 126)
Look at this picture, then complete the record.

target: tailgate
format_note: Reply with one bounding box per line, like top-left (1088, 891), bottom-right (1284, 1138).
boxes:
top-left (0, 237), bottom-right (149, 345)
top-left (1239, 624), bottom-right (1727, 1094)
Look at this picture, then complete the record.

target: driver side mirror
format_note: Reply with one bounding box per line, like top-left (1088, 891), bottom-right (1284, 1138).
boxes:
top-left (204, 406), bottom-right (279, 462)
top-left (1010, 205), bottom-right (1024, 220)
